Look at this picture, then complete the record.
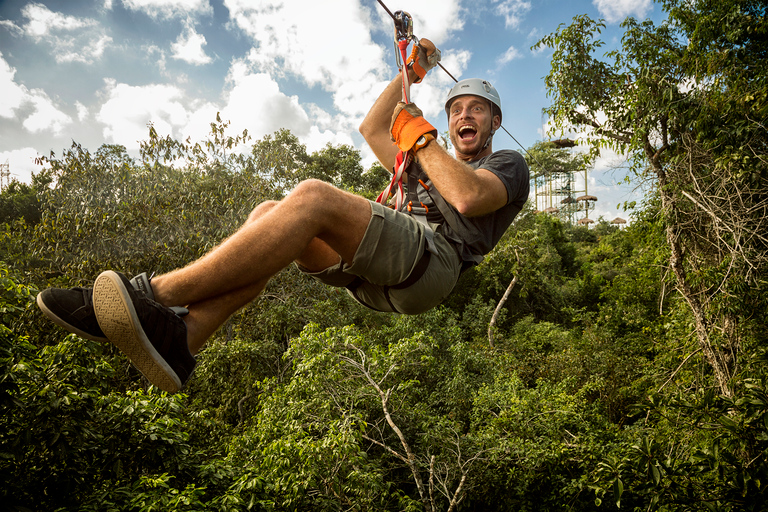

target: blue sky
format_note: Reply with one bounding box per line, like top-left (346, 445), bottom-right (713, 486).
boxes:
top-left (1, 0), bottom-right (664, 221)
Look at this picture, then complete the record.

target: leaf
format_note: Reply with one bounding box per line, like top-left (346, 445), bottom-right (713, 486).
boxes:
top-left (613, 478), bottom-right (624, 508)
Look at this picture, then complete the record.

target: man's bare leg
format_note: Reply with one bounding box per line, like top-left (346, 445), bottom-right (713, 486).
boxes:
top-left (149, 179), bottom-right (372, 353)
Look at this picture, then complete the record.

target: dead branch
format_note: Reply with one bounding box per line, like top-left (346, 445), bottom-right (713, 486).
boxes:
top-left (488, 275), bottom-right (518, 348)
top-left (338, 345), bottom-right (429, 506)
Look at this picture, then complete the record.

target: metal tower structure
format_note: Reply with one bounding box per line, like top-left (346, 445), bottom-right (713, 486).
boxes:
top-left (533, 164), bottom-right (597, 226)
top-left (0, 161), bottom-right (10, 191)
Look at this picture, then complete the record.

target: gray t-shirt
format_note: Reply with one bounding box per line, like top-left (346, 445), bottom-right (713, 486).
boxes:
top-left (407, 149), bottom-right (530, 264)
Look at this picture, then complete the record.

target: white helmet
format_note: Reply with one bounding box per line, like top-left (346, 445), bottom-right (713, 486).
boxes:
top-left (444, 78), bottom-right (502, 122)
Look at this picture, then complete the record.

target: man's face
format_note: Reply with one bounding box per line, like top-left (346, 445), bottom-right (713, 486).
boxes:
top-left (447, 95), bottom-right (500, 161)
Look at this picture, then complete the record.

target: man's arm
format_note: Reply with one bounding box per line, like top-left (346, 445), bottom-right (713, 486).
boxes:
top-left (359, 70), bottom-right (419, 171)
top-left (415, 142), bottom-right (508, 218)
top-left (360, 80), bottom-right (507, 217)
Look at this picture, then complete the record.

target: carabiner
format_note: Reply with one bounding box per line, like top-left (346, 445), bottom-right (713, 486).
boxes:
top-left (393, 10), bottom-right (413, 42)
top-left (392, 10), bottom-right (414, 69)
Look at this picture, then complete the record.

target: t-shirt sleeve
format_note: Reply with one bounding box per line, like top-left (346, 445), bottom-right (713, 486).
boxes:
top-left (476, 150), bottom-right (530, 207)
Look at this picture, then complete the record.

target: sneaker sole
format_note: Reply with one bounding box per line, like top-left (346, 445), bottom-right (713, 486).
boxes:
top-left (93, 271), bottom-right (182, 393)
top-left (36, 293), bottom-right (109, 343)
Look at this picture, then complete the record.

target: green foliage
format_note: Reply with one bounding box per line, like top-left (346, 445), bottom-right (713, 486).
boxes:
top-left (1, 82), bottom-right (765, 511)
top-left (33, 137), bottom-right (273, 280)
top-left (0, 171), bottom-right (52, 225)
top-left (536, 0), bottom-right (768, 399)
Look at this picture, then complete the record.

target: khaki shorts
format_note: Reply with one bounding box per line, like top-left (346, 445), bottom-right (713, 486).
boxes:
top-left (299, 200), bottom-right (462, 314)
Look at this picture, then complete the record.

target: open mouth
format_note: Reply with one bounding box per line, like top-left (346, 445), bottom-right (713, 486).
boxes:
top-left (458, 125), bottom-right (477, 142)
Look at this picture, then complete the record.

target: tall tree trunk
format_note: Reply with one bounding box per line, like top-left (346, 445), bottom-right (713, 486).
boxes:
top-left (656, 164), bottom-right (734, 396)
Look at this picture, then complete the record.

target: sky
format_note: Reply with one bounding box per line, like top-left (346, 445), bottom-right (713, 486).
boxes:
top-left (0, 0), bottom-right (666, 222)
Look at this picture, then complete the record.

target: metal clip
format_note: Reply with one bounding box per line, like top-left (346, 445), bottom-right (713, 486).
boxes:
top-left (393, 10), bottom-right (414, 68)
top-left (393, 10), bottom-right (413, 42)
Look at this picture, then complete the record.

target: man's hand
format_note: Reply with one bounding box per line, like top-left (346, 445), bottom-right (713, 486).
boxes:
top-left (390, 102), bottom-right (437, 153)
top-left (407, 38), bottom-right (441, 83)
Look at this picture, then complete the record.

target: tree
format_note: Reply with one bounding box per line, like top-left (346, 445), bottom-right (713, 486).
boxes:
top-left (535, 0), bottom-right (768, 396)
top-left (250, 128), bottom-right (312, 192)
top-left (0, 171), bottom-right (52, 225)
top-left (307, 143), bottom-right (389, 198)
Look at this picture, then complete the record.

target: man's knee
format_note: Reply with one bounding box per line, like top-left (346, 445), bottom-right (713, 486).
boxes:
top-left (286, 179), bottom-right (350, 213)
top-left (247, 200), bottom-right (279, 224)
top-left (292, 179), bottom-right (336, 199)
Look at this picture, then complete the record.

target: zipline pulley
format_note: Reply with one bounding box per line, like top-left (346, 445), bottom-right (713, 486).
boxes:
top-left (393, 10), bottom-right (415, 68)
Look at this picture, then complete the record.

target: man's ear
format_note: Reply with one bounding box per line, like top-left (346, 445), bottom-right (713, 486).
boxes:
top-left (492, 114), bottom-right (501, 132)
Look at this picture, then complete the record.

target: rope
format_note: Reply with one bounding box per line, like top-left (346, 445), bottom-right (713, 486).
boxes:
top-left (376, 31), bottom-right (414, 210)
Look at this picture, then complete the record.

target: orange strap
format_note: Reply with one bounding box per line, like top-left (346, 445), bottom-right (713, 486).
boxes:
top-left (406, 39), bottom-right (437, 84)
top-left (407, 45), bottom-right (426, 83)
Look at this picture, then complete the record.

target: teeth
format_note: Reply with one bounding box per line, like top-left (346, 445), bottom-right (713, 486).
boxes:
top-left (458, 125), bottom-right (476, 136)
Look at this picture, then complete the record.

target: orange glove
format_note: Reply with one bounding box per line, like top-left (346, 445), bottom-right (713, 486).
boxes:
top-left (407, 38), bottom-right (441, 83)
top-left (390, 102), bottom-right (437, 153)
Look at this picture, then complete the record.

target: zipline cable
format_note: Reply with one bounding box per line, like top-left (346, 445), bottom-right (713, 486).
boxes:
top-left (374, 0), bottom-right (540, 167)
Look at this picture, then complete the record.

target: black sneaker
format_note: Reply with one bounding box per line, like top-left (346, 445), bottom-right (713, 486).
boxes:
top-left (37, 287), bottom-right (108, 342)
top-left (37, 276), bottom-right (187, 343)
top-left (93, 270), bottom-right (196, 393)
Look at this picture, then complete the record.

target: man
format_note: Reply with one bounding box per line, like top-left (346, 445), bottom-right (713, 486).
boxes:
top-left (37, 40), bottom-right (529, 393)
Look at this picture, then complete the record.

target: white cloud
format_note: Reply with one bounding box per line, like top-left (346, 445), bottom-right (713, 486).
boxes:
top-left (57, 33), bottom-right (113, 64)
top-left (303, 125), bottom-right (356, 155)
top-left (171, 22), bottom-right (212, 65)
top-left (497, 45), bottom-right (522, 66)
top-left (121, 0), bottom-right (213, 19)
top-left (0, 52), bottom-right (72, 134)
top-left (75, 101), bottom-right (89, 121)
top-left (12, 3), bottom-right (112, 64)
top-left (0, 53), bottom-right (27, 118)
top-left (410, 81), bottom-right (452, 120)
top-left (494, 0), bottom-right (532, 29)
top-left (592, 0), bottom-right (653, 24)
top-left (179, 101), bottom-right (219, 143)
top-left (143, 44), bottom-right (169, 74)
top-left (220, 69), bottom-right (310, 140)
top-left (23, 90), bottom-right (73, 134)
top-left (226, 0), bottom-right (385, 92)
top-left (227, 0), bottom-right (433, 121)
top-left (0, 147), bottom-right (44, 185)
top-left (438, 49), bottom-right (471, 83)
top-left (92, 66), bottom-right (326, 153)
top-left (181, 68), bottom-right (356, 156)
top-left (20, 2), bottom-right (97, 39)
top-left (96, 79), bottom-right (190, 149)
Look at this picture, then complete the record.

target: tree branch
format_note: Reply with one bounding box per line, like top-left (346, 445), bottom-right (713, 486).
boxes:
top-left (488, 275), bottom-right (518, 348)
